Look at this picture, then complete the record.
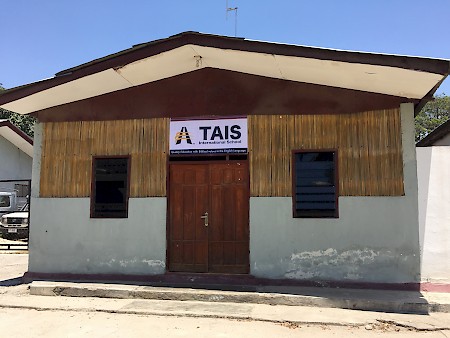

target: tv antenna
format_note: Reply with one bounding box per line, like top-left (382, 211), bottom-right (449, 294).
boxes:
top-left (226, 0), bottom-right (238, 37)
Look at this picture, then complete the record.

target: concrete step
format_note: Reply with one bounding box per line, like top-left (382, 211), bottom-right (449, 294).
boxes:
top-left (29, 281), bottom-right (450, 314)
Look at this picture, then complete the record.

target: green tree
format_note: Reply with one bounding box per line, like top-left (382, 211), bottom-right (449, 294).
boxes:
top-left (0, 84), bottom-right (35, 137)
top-left (415, 94), bottom-right (450, 142)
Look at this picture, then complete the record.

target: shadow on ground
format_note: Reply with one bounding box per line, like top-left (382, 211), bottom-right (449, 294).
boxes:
top-left (0, 276), bottom-right (24, 286)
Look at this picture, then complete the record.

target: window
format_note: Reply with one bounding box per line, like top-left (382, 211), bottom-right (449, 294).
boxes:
top-left (91, 157), bottom-right (130, 218)
top-left (293, 150), bottom-right (338, 218)
top-left (0, 195), bottom-right (10, 208)
top-left (14, 183), bottom-right (29, 198)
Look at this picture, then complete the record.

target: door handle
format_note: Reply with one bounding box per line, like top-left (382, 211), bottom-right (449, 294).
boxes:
top-left (200, 212), bottom-right (208, 227)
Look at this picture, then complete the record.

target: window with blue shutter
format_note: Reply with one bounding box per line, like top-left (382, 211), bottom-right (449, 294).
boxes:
top-left (293, 151), bottom-right (338, 218)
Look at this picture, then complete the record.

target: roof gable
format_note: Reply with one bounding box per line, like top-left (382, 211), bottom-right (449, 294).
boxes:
top-left (33, 68), bottom-right (409, 122)
top-left (417, 119), bottom-right (450, 146)
top-left (0, 31), bottom-right (449, 116)
top-left (0, 120), bottom-right (33, 157)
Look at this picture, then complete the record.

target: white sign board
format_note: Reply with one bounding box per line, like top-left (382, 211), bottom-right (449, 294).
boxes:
top-left (169, 118), bottom-right (248, 155)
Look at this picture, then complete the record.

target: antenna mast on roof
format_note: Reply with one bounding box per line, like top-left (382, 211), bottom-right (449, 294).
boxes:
top-left (226, 0), bottom-right (238, 37)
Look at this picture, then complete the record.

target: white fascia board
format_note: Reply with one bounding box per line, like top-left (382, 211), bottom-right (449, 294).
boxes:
top-left (117, 44), bottom-right (445, 99)
top-left (274, 55), bottom-right (442, 99)
top-left (193, 45), bottom-right (442, 99)
top-left (1, 45), bottom-right (445, 114)
top-left (115, 45), bottom-right (203, 85)
top-left (1, 69), bottom-right (133, 114)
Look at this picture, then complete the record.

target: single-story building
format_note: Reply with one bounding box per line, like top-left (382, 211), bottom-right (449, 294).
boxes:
top-left (1, 32), bottom-right (449, 289)
top-left (416, 119), bottom-right (450, 291)
top-left (0, 119), bottom-right (33, 200)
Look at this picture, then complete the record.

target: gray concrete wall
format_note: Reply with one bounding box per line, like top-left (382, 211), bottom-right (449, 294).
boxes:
top-left (417, 146), bottom-right (450, 283)
top-left (28, 197), bottom-right (167, 275)
top-left (249, 196), bottom-right (419, 282)
top-left (249, 103), bottom-right (420, 283)
top-left (30, 122), bottom-right (42, 198)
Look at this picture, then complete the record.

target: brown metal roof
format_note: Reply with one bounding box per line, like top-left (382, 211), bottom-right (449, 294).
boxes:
top-left (0, 31), bottom-right (449, 115)
top-left (55, 31), bottom-right (450, 76)
top-left (0, 120), bottom-right (33, 146)
top-left (416, 119), bottom-right (450, 146)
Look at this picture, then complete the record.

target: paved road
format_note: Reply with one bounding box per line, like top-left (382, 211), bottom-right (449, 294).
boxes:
top-left (0, 253), bottom-right (449, 337)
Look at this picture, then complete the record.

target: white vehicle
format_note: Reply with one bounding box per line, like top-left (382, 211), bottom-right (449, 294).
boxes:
top-left (0, 203), bottom-right (29, 239)
top-left (0, 192), bottom-right (18, 216)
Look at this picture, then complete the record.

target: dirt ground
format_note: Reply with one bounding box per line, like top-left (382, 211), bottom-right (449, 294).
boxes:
top-left (0, 249), bottom-right (28, 287)
top-left (0, 253), bottom-right (449, 337)
top-left (0, 307), bottom-right (448, 338)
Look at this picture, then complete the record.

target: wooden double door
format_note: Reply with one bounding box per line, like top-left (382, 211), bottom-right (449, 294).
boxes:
top-left (168, 161), bottom-right (249, 274)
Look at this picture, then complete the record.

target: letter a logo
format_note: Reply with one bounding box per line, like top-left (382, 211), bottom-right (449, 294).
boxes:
top-left (175, 127), bottom-right (192, 144)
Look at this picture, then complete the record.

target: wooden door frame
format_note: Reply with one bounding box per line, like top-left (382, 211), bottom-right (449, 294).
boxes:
top-left (166, 157), bottom-right (250, 273)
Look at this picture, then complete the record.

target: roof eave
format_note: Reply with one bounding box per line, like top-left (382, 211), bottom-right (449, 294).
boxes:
top-left (416, 119), bottom-right (450, 146)
top-left (0, 31), bottom-right (449, 110)
top-left (414, 74), bottom-right (449, 116)
top-left (0, 120), bottom-right (33, 146)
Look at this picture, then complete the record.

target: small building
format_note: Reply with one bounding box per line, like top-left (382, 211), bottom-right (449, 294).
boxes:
top-left (417, 119), bottom-right (450, 147)
top-left (1, 32), bottom-right (449, 288)
top-left (0, 119), bottom-right (33, 193)
top-left (416, 120), bottom-right (450, 291)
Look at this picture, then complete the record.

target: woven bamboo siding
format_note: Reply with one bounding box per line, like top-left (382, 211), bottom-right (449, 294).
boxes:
top-left (40, 119), bottom-right (168, 197)
top-left (248, 109), bottom-right (404, 196)
top-left (40, 110), bottom-right (403, 198)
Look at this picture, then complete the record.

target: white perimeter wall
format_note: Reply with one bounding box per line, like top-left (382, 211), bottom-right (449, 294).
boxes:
top-left (417, 146), bottom-right (450, 283)
top-left (250, 103), bottom-right (421, 283)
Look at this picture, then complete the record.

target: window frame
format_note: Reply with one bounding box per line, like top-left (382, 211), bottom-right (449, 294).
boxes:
top-left (292, 149), bottom-right (339, 218)
top-left (14, 183), bottom-right (29, 198)
top-left (90, 155), bottom-right (131, 219)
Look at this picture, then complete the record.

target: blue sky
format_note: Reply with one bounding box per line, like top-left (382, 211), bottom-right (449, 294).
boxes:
top-left (1, 0), bottom-right (449, 95)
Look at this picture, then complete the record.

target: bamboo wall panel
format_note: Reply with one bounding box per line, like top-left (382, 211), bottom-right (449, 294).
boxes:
top-left (248, 109), bottom-right (404, 196)
top-left (40, 110), bottom-right (403, 198)
top-left (40, 118), bottom-right (168, 197)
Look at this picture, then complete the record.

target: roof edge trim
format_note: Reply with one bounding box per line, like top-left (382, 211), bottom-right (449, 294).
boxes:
top-left (0, 120), bottom-right (34, 146)
top-left (1, 31), bottom-right (449, 109)
top-left (416, 119), bottom-right (450, 146)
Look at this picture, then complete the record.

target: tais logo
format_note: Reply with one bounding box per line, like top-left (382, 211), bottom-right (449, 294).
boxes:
top-left (175, 127), bottom-right (192, 144)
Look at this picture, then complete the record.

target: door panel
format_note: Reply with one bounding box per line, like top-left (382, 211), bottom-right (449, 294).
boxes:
top-left (169, 161), bottom-right (249, 274)
top-left (169, 164), bottom-right (209, 272)
top-left (209, 162), bottom-right (249, 273)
